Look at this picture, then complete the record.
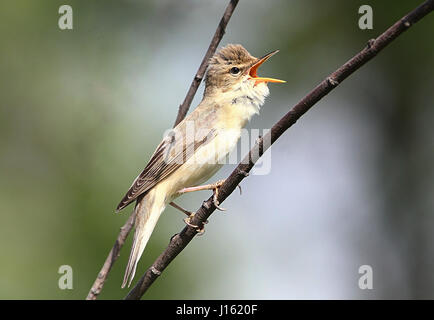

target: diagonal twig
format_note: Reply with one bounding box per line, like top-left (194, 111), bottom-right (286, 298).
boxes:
top-left (173, 0), bottom-right (240, 127)
top-left (86, 0), bottom-right (240, 300)
top-left (124, 0), bottom-right (434, 300)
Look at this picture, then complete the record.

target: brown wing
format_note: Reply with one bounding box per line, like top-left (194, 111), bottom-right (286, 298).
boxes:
top-left (116, 125), bottom-right (216, 212)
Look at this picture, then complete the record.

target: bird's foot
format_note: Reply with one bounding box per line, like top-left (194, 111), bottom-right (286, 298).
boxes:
top-left (209, 180), bottom-right (242, 209)
top-left (183, 212), bottom-right (207, 236)
top-left (210, 179), bottom-right (227, 211)
top-left (177, 180), bottom-right (228, 211)
top-left (170, 202), bottom-right (207, 235)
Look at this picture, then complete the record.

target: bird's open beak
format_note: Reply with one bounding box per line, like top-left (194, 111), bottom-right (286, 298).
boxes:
top-left (248, 50), bottom-right (286, 85)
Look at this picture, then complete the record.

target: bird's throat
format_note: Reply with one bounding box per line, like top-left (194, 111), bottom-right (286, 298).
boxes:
top-left (230, 80), bottom-right (269, 115)
top-left (213, 81), bottom-right (269, 131)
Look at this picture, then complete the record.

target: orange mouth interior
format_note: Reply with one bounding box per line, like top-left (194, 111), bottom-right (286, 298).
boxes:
top-left (248, 50), bottom-right (286, 85)
top-left (249, 62), bottom-right (261, 78)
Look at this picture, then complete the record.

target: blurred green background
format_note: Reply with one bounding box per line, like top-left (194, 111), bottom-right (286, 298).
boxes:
top-left (0, 0), bottom-right (433, 299)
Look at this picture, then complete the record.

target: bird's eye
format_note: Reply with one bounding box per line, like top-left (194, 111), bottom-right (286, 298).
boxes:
top-left (230, 67), bottom-right (240, 75)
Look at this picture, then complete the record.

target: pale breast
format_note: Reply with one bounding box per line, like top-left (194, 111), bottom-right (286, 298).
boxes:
top-left (159, 82), bottom-right (269, 199)
top-left (175, 127), bottom-right (240, 187)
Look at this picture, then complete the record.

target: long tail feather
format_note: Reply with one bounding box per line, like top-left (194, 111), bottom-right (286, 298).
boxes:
top-left (121, 191), bottom-right (166, 288)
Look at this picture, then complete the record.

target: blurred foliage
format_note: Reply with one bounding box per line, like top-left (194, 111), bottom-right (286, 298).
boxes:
top-left (0, 0), bottom-right (432, 299)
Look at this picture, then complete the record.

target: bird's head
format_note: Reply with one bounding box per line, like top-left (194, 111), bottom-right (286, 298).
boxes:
top-left (204, 44), bottom-right (285, 97)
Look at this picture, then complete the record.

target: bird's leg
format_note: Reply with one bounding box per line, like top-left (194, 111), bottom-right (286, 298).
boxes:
top-left (177, 179), bottom-right (227, 211)
top-left (169, 201), bottom-right (193, 217)
top-left (169, 202), bottom-right (207, 235)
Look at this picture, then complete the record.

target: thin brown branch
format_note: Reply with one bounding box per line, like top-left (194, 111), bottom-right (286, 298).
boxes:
top-left (85, 213), bottom-right (135, 300)
top-left (173, 0), bottom-right (240, 127)
top-left (124, 0), bottom-right (434, 300)
top-left (86, 0), bottom-right (239, 300)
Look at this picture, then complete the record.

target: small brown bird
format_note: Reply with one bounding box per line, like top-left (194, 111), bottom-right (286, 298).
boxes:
top-left (117, 44), bottom-right (285, 287)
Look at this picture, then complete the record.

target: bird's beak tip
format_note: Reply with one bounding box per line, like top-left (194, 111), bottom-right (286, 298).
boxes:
top-left (248, 49), bottom-right (285, 84)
